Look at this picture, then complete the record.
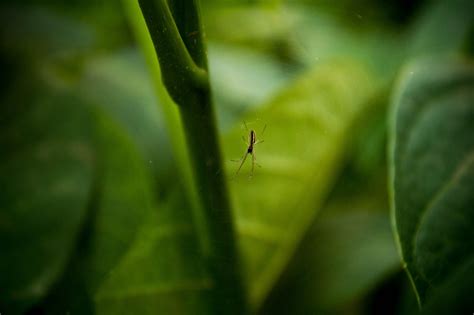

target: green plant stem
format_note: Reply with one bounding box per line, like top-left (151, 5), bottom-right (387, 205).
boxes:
top-left (137, 0), bottom-right (248, 314)
top-left (138, 0), bottom-right (206, 104)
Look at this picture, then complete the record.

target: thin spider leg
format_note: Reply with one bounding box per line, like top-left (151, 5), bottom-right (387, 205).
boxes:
top-left (234, 152), bottom-right (249, 177)
top-left (254, 139), bottom-right (264, 145)
top-left (250, 152), bottom-right (256, 178)
top-left (243, 121), bottom-right (249, 132)
top-left (241, 136), bottom-right (247, 144)
top-left (253, 152), bottom-right (262, 168)
top-left (254, 152), bottom-right (257, 160)
top-left (261, 124), bottom-right (267, 137)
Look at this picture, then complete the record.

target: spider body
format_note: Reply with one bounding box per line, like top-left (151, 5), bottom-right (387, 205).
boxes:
top-left (233, 124), bottom-right (265, 178)
top-left (247, 130), bottom-right (256, 153)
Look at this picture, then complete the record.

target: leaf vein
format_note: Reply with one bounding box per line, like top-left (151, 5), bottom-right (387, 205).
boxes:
top-left (412, 151), bottom-right (474, 264)
top-left (96, 278), bottom-right (213, 300)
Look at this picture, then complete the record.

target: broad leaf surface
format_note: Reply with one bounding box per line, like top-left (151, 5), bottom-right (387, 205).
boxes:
top-left (95, 192), bottom-right (210, 314)
top-left (208, 42), bottom-right (297, 130)
top-left (38, 108), bottom-right (159, 315)
top-left (81, 109), bottom-right (157, 294)
top-left (409, 0), bottom-right (474, 57)
top-left (262, 166), bottom-right (400, 314)
top-left (420, 259), bottom-right (474, 315)
top-left (265, 212), bottom-right (398, 314)
top-left (78, 50), bottom-right (174, 181)
top-left (0, 94), bottom-right (96, 313)
top-left (390, 57), bottom-right (474, 304)
top-left (224, 60), bottom-right (377, 307)
top-left (94, 60), bottom-right (377, 314)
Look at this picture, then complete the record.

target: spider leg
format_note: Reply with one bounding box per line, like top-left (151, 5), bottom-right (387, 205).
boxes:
top-left (234, 151), bottom-right (249, 178)
top-left (250, 152), bottom-right (256, 178)
top-left (243, 121), bottom-right (249, 132)
top-left (254, 139), bottom-right (264, 145)
top-left (261, 124), bottom-right (267, 137)
top-left (252, 151), bottom-right (262, 168)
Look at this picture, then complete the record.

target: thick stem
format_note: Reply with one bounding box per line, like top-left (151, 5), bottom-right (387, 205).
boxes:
top-left (137, 0), bottom-right (248, 313)
top-left (181, 84), bottom-right (248, 315)
top-left (138, 0), bottom-right (206, 105)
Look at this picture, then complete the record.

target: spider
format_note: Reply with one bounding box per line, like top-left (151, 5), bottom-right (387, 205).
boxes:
top-left (232, 122), bottom-right (266, 178)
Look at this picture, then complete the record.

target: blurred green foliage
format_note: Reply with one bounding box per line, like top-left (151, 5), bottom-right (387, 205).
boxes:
top-left (390, 57), bottom-right (474, 310)
top-left (0, 0), bottom-right (473, 314)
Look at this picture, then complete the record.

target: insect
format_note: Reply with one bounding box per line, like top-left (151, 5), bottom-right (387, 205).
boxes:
top-left (233, 122), bottom-right (266, 178)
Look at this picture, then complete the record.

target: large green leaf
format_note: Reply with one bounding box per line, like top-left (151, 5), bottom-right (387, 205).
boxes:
top-left (264, 212), bottom-right (399, 314)
top-left (94, 194), bottom-right (210, 314)
top-left (420, 259), bottom-right (474, 315)
top-left (224, 60), bottom-right (378, 308)
top-left (208, 42), bottom-right (297, 130)
top-left (80, 108), bottom-right (157, 294)
top-left (259, 106), bottom-right (398, 313)
top-left (261, 173), bottom-right (400, 314)
top-left (92, 60), bottom-right (377, 315)
top-left (203, 5), bottom-right (295, 49)
top-left (0, 6), bottom-right (95, 59)
top-left (33, 103), bottom-right (159, 314)
top-left (0, 6), bottom-right (157, 312)
top-left (78, 49), bottom-right (174, 181)
top-left (0, 93), bottom-right (96, 313)
top-left (204, 4), bottom-right (405, 84)
top-left (286, 5), bottom-right (405, 82)
top-left (409, 0), bottom-right (474, 57)
top-left (389, 57), bottom-right (474, 306)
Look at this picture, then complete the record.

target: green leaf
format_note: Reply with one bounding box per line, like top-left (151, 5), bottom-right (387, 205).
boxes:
top-left (96, 198), bottom-right (209, 314)
top-left (81, 108), bottom-right (157, 294)
top-left (409, 0), bottom-right (474, 57)
top-left (204, 5), bottom-right (295, 48)
top-left (262, 174), bottom-right (400, 314)
top-left (223, 60), bottom-right (378, 308)
top-left (286, 6), bottom-right (405, 82)
top-left (265, 212), bottom-right (399, 314)
top-left (420, 259), bottom-right (474, 315)
top-left (0, 6), bottom-right (95, 59)
top-left (389, 57), bottom-right (474, 306)
top-left (93, 59), bottom-right (377, 315)
top-left (94, 194), bottom-right (210, 315)
top-left (78, 49), bottom-right (175, 182)
top-left (0, 40), bottom-right (159, 313)
top-left (208, 42), bottom-right (297, 130)
top-left (34, 105), bottom-right (158, 315)
top-left (0, 94), bottom-right (96, 313)
top-left (204, 4), bottom-right (406, 84)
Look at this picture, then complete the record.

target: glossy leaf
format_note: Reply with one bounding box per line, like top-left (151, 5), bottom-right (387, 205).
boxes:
top-left (94, 193), bottom-right (210, 314)
top-left (420, 259), bottom-right (474, 315)
top-left (389, 57), bottom-right (474, 305)
top-left (79, 49), bottom-right (174, 182)
top-left (409, 0), bottom-right (474, 57)
top-left (93, 60), bottom-right (377, 315)
top-left (265, 212), bottom-right (399, 314)
top-left (208, 42), bottom-right (297, 130)
top-left (0, 94), bottom-right (96, 313)
top-left (35, 103), bottom-right (159, 314)
top-left (82, 109), bottom-right (157, 293)
top-left (224, 60), bottom-right (378, 308)
top-left (262, 172), bottom-right (400, 314)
